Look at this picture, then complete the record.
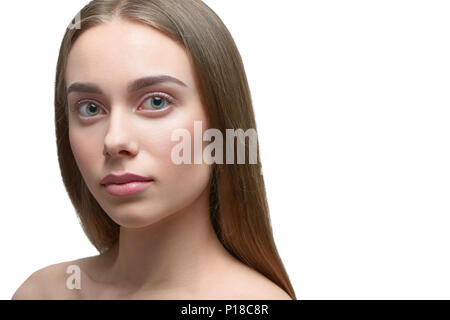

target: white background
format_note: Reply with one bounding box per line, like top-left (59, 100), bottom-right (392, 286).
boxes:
top-left (1, 0), bottom-right (449, 299)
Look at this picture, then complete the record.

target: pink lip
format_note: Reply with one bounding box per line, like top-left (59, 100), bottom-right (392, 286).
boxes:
top-left (100, 172), bottom-right (154, 185)
top-left (103, 180), bottom-right (153, 196)
top-left (100, 172), bottom-right (155, 196)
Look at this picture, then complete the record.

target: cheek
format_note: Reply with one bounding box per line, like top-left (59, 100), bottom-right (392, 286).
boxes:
top-left (140, 104), bottom-right (210, 177)
top-left (141, 113), bottom-right (212, 209)
top-left (68, 126), bottom-right (102, 187)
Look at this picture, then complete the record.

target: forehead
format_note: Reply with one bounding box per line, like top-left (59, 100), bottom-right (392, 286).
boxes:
top-left (65, 18), bottom-right (196, 91)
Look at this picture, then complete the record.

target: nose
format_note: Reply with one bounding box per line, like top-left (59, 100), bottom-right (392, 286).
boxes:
top-left (102, 107), bottom-right (138, 158)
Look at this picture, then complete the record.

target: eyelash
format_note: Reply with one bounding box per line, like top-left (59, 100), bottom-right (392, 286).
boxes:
top-left (73, 92), bottom-right (175, 118)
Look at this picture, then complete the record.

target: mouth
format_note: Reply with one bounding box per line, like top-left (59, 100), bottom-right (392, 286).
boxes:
top-left (100, 172), bottom-right (155, 196)
top-left (102, 179), bottom-right (154, 196)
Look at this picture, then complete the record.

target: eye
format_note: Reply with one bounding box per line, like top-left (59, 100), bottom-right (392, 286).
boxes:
top-left (140, 93), bottom-right (173, 111)
top-left (73, 92), bottom-right (174, 118)
top-left (77, 102), bottom-right (103, 117)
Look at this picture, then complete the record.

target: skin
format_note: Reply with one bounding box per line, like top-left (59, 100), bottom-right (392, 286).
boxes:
top-left (12, 18), bottom-right (292, 300)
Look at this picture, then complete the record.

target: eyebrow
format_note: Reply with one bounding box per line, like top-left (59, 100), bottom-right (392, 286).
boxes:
top-left (66, 75), bottom-right (188, 95)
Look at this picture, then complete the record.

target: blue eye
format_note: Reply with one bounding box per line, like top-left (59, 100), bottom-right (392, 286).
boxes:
top-left (142, 95), bottom-right (170, 110)
top-left (79, 102), bottom-right (101, 117)
top-left (74, 92), bottom-right (174, 118)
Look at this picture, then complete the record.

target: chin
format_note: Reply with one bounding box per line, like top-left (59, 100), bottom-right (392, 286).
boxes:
top-left (106, 206), bottom-right (174, 229)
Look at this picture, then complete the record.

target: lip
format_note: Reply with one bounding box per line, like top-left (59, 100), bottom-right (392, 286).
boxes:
top-left (100, 172), bottom-right (155, 197)
top-left (100, 172), bottom-right (154, 185)
top-left (103, 180), bottom-right (153, 196)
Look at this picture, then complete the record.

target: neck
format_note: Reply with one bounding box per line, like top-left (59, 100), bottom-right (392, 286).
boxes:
top-left (100, 185), bottom-right (233, 293)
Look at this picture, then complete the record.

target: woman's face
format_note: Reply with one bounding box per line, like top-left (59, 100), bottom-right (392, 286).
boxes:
top-left (66, 18), bottom-right (211, 228)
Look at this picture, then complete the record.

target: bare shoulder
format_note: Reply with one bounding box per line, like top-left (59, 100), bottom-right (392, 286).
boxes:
top-left (215, 260), bottom-right (293, 300)
top-left (11, 256), bottom-right (94, 300)
top-left (238, 268), bottom-right (293, 300)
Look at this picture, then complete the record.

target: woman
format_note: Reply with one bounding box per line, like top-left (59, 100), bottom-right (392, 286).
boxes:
top-left (12, 0), bottom-right (296, 300)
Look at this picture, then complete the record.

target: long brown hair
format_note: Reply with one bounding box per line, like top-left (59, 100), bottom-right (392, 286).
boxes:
top-left (55, 0), bottom-right (296, 299)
